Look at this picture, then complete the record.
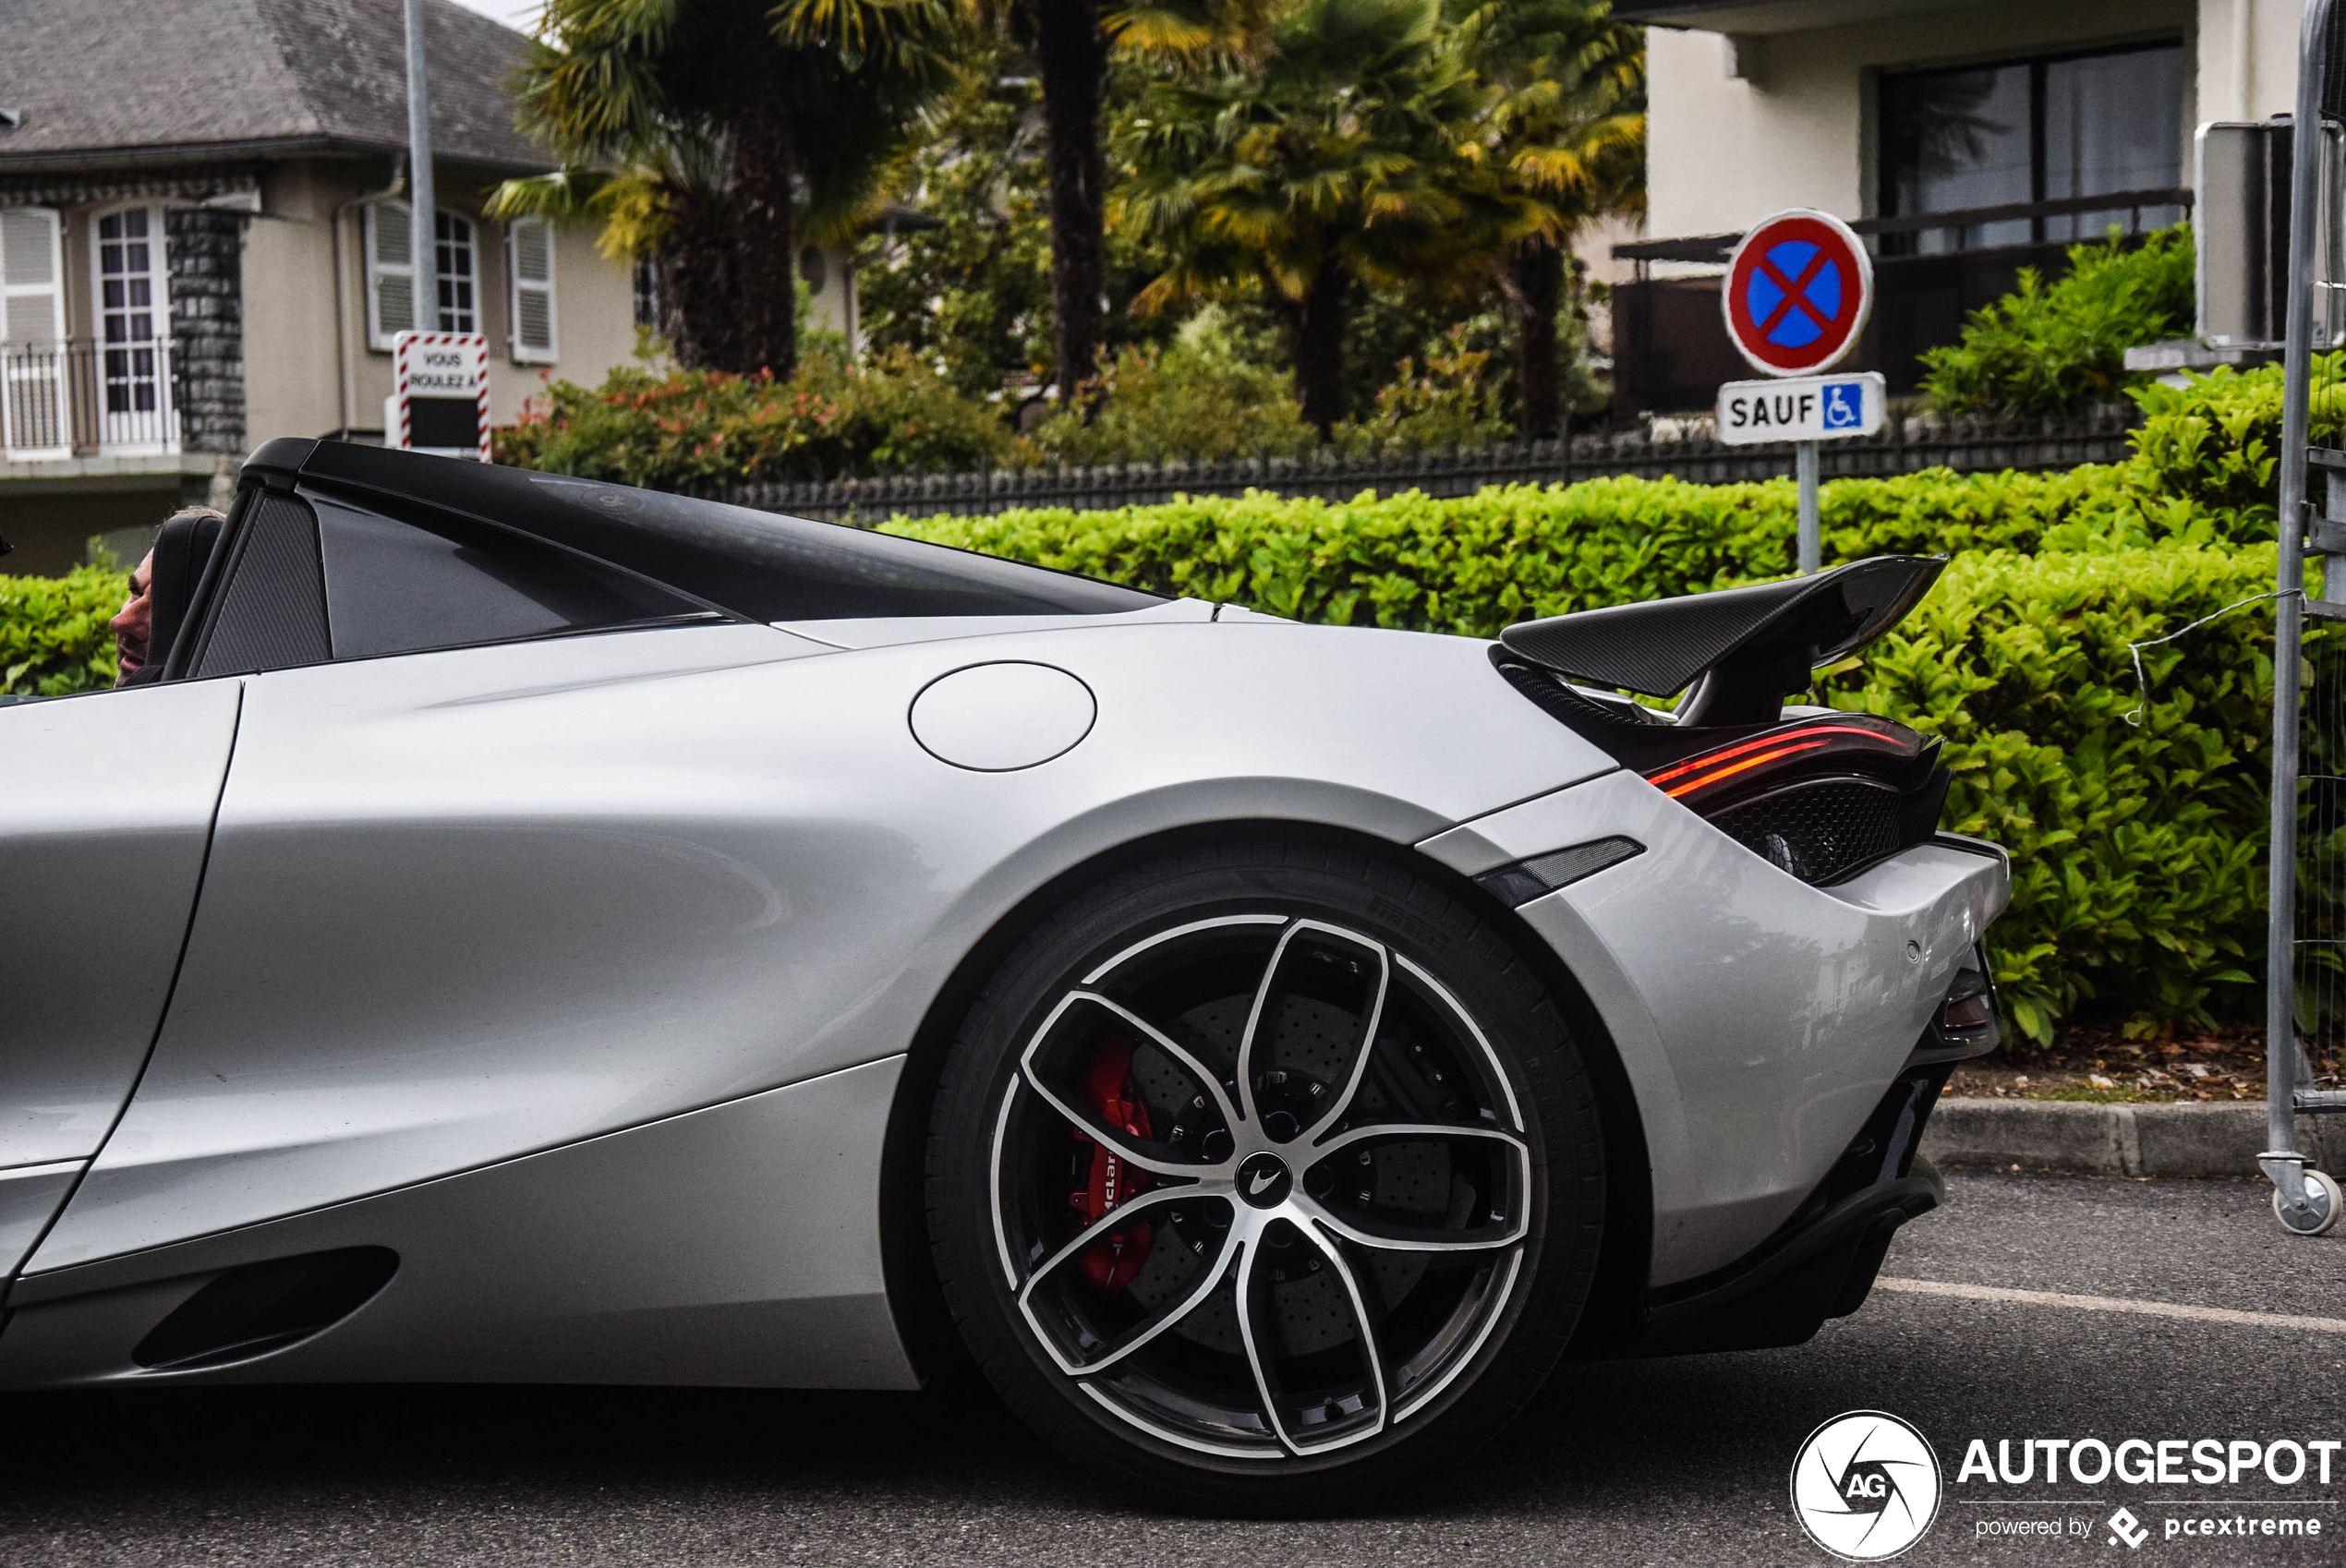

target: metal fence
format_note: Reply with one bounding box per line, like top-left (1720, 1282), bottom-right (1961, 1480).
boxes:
top-left (718, 406), bottom-right (2141, 523)
top-left (1, 337), bottom-right (181, 461)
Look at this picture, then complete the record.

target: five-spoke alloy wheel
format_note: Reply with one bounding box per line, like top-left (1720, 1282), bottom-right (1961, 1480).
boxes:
top-left (928, 843), bottom-right (1605, 1511)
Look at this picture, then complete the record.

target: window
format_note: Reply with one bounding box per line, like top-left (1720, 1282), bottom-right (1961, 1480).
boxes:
top-left (366, 202), bottom-right (478, 347)
top-left (1879, 42), bottom-right (2186, 254)
top-left (434, 211), bottom-right (476, 332)
top-left (632, 255), bottom-right (660, 332)
top-left (506, 216), bottom-right (557, 362)
top-left (0, 205), bottom-right (67, 456)
top-left (91, 205), bottom-right (172, 448)
top-left (311, 497), bottom-right (701, 661)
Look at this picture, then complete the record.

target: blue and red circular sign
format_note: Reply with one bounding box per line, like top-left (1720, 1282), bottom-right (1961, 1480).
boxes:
top-left (1721, 210), bottom-right (1873, 377)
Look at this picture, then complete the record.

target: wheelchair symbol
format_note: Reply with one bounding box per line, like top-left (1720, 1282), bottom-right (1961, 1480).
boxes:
top-left (1821, 381), bottom-right (1862, 429)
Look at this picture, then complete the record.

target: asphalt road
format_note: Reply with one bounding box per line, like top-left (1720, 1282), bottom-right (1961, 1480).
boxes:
top-left (5, 1169), bottom-right (2344, 1567)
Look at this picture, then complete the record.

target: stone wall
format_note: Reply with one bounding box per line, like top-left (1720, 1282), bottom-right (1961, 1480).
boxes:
top-left (164, 206), bottom-right (245, 456)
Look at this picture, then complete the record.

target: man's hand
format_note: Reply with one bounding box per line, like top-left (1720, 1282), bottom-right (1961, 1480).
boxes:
top-left (111, 550), bottom-right (153, 684)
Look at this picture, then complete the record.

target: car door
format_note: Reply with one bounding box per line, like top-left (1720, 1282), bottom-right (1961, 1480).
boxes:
top-left (0, 678), bottom-right (241, 1280)
top-left (22, 483), bottom-right (829, 1273)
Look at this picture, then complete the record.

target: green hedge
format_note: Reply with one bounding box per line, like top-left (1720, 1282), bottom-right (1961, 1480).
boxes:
top-left (1820, 546), bottom-right (2282, 1043)
top-left (885, 465), bottom-right (2186, 633)
top-left (2, 564), bottom-right (127, 697)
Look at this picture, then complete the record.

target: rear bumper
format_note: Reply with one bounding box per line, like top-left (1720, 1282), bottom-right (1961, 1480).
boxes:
top-left (1421, 766), bottom-right (2010, 1286)
top-left (1621, 1159), bottom-right (1944, 1357)
top-left (1597, 959), bottom-right (1999, 1356)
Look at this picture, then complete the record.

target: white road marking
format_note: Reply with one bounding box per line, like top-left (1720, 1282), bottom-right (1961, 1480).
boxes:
top-left (1875, 1276), bottom-right (2346, 1334)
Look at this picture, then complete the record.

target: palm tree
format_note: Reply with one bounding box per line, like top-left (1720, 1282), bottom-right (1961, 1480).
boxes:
top-left (954, 2), bottom-right (1262, 409)
top-left (1448, 0), bottom-right (1643, 436)
top-left (1117, 0), bottom-right (1514, 435)
top-left (492, 0), bottom-right (962, 377)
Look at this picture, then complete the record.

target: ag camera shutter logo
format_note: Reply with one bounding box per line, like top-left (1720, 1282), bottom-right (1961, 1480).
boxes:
top-left (1791, 1410), bottom-right (1942, 1560)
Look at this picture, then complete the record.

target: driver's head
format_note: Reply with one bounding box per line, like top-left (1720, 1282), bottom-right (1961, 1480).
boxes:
top-left (111, 549), bottom-right (155, 685)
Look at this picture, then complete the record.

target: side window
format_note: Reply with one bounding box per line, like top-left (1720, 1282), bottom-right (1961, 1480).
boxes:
top-left (311, 497), bottom-right (704, 661)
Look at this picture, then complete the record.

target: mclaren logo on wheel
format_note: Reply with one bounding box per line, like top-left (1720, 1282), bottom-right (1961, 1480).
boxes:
top-left (1790, 1410), bottom-right (1942, 1560)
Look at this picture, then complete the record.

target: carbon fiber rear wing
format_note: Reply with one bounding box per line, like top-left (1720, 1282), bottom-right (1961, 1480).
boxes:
top-left (1497, 555), bottom-right (1946, 727)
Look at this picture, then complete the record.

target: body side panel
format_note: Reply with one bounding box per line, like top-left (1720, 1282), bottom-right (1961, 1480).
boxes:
top-left (0, 1057), bottom-right (913, 1390)
top-left (31, 619), bottom-right (1611, 1272)
top-left (0, 1162), bottom-right (86, 1280)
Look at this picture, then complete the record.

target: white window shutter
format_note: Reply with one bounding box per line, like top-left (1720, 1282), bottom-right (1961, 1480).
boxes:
top-left (367, 200), bottom-right (414, 348)
top-left (0, 206), bottom-right (68, 455)
top-left (508, 217), bottom-right (557, 363)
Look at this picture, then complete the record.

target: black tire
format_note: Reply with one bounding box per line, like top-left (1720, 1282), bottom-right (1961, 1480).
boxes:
top-left (925, 839), bottom-right (1606, 1514)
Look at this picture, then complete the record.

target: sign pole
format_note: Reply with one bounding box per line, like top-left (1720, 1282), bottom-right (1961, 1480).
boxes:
top-left (1796, 439), bottom-right (1820, 575)
top-left (404, 0), bottom-right (434, 328)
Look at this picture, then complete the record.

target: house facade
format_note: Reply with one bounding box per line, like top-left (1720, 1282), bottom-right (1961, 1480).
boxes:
top-left (1610, 0), bottom-right (2309, 418)
top-left (0, 0), bottom-right (862, 576)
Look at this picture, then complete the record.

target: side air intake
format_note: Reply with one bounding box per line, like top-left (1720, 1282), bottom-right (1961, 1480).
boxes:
top-left (132, 1247), bottom-right (399, 1372)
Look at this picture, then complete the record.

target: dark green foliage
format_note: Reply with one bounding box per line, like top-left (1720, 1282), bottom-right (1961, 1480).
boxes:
top-left (1917, 224), bottom-right (2196, 416)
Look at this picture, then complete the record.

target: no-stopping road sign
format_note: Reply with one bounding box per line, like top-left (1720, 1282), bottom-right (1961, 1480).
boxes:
top-left (1721, 210), bottom-right (1873, 377)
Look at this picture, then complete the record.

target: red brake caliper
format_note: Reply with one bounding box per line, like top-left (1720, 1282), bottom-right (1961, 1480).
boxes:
top-left (1071, 1036), bottom-right (1155, 1291)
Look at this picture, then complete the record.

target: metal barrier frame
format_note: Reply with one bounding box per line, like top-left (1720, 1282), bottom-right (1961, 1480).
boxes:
top-left (2264, 0), bottom-right (2346, 1230)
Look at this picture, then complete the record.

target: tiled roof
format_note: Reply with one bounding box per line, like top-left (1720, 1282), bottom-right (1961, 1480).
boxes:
top-left (0, 0), bottom-right (550, 173)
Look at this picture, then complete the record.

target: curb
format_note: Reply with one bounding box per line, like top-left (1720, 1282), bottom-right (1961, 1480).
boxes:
top-left (1922, 1098), bottom-right (2346, 1179)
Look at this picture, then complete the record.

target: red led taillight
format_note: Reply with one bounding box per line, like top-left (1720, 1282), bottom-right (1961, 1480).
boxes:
top-left (1645, 718), bottom-right (1921, 804)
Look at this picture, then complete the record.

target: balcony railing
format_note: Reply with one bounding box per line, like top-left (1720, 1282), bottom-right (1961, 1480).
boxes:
top-left (1608, 188), bottom-right (2192, 420)
top-left (1612, 187), bottom-right (2193, 275)
top-left (2, 337), bottom-right (182, 462)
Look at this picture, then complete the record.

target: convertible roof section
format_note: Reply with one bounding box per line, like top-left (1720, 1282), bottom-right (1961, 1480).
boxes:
top-left (1496, 555), bottom-right (1946, 698)
top-left (243, 439), bottom-right (1164, 622)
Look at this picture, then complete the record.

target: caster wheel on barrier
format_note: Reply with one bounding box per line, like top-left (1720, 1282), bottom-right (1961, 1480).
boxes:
top-left (2274, 1168), bottom-right (2344, 1236)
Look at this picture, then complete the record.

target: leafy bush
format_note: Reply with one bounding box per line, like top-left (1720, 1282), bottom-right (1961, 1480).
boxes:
top-left (1336, 324), bottom-right (1513, 454)
top-left (2, 563), bottom-right (127, 697)
top-left (1021, 310), bottom-right (1514, 466)
top-left (1025, 308), bottom-right (1318, 465)
top-left (1918, 224), bottom-right (2195, 416)
top-left (492, 345), bottom-right (1018, 487)
top-left (2122, 356), bottom-right (2346, 536)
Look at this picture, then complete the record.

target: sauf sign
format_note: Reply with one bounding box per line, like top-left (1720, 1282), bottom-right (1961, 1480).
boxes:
top-left (1720, 375), bottom-right (1885, 442)
top-left (386, 331), bottom-right (491, 461)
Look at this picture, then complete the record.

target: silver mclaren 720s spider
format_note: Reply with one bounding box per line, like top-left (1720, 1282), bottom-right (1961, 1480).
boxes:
top-left (0, 439), bottom-right (2006, 1510)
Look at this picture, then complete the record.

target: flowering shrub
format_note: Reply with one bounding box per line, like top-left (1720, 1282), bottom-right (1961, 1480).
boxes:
top-left (492, 345), bottom-right (1017, 485)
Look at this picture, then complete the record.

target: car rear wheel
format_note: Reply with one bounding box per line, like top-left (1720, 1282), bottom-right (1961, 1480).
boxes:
top-left (925, 841), bottom-right (1605, 1512)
